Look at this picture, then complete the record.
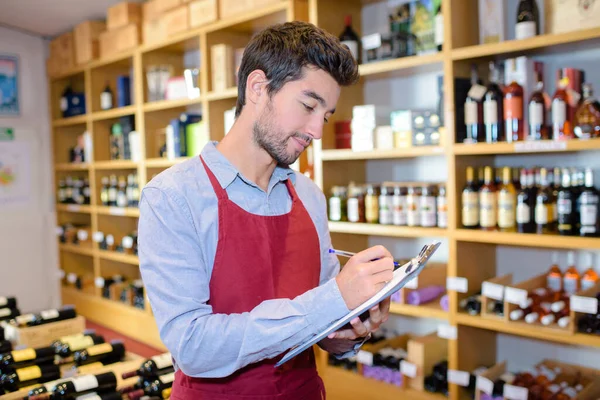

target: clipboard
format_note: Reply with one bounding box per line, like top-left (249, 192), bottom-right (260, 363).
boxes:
top-left (275, 241), bottom-right (442, 368)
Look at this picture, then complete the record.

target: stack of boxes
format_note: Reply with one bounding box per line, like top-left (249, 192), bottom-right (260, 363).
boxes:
top-left (99, 2), bottom-right (142, 58)
top-left (47, 32), bottom-right (76, 76)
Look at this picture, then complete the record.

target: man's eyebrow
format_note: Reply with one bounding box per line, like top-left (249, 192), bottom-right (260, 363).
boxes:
top-left (302, 90), bottom-right (336, 114)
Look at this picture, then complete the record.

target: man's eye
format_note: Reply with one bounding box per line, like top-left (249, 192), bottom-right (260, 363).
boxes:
top-left (324, 117), bottom-right (329, 123)
top-left (303, 103), bottom-right (314, 112)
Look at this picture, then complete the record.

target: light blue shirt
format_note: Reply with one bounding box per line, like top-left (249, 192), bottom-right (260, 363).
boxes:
top-left (138, 141), bottom-right (358, 378)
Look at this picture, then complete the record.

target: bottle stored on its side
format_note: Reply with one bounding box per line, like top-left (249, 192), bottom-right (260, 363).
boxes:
top-left (579, 168), bottom-right (599, 237)
top-left (535, 168), bottom-right (555, 234)
top-left (0, 340), bottom-right (12, 354)
top-left (498, 167), bottom-right (517, 232)
top-left (26, 306), bottom-right (77, 327)
top-left (479, 166), bottom-right (498, 231)
top-left (0, 297), bottom-right (17, 310)
top-left (122, 353), bottom-right (173, 380)
top-left (50, 372), bottom-right (118, 400)
top-left (73, 341), bottom-right (126, 366)
top-left (126, 371), bottom-right (175, 400)
top-left (0, 364), bottom-right (61, 392)
top-left (462, 167), bottom-right (479, 229)
top-left (483, 61), bottom-right (504, 143)
top-left (0, 307), bottom-right (20, 322)
top-left (0, 346), bottom-right (56, 373)
top-left (54, 333), bottom-right (105, 358)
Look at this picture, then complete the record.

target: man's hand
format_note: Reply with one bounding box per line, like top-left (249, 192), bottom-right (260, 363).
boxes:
top-left (326, 297), bottom-right (390, 340)
top-left (335, 245), bottom-right (394, 310)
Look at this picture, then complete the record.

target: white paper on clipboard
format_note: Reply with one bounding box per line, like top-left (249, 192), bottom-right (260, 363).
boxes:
top-left (275, 241), bottom-right (442, 367)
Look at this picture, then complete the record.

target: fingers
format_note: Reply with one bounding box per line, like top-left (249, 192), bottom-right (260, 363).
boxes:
top-left (358, 257), bottom-right (394, 277)
top-left (353, 245), bottom-right (393, 264)
top-left (369, 267), bottom-right (394, 285)
top-left (368, 304), bottom-right (383, 326)
top-left (379, 297), bottom-right (391, 323)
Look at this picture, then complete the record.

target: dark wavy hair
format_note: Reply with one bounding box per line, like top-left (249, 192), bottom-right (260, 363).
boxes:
top-left (235, 21), bottom-right (360, 118)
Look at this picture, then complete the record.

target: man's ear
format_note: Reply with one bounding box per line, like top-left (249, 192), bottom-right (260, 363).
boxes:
top-left (245, 69), bottom-right (269, 106)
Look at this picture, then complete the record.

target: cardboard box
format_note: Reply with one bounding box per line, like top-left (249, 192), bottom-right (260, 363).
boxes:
top-left (189, 0), bottom-right (219, 28)
top-left (107, 2), bottom-right (141, 31)
top-left (100, 24), bottom-right (140, 58)
top-left (143, 18), bottom-right (168, 45)
top-left (164, 4), bottom-right (190, 37)
top-left (50, 32), bottom-right (76, 69)
top-left (546, 0), bottom-right (600, 34)
top-left (74, 20), bottom-right (106, 65)
top-left (211, 43), bottom-right (235, 92)
top-left (154, 0), bottom-right (183, 14)
top-left (2, 315), bottom-right (86, 349)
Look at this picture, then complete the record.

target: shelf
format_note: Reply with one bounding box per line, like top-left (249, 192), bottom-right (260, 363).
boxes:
top-left (56, 204), bottom-right (92, 214)
top-left (143, 97), bottom-right (202, 113)
top-left (457, 314), bottom-right (600, 348)
top-left (88, 49), bottom-right (135, 69)
top-left (96, 206), bottom-right (140, 217)
top-left (358, 53), bottom-right (444, 78)
top-left (61, 286), bottom-right (164, 350)
top-left (390, 302), bottom-right (449, 320)
top-left (321, 146), bottom-right (445, 161)
top-left (140, 28), bottom-right (201, 54)
top-left (329, 221), bottom-right (448, 238)
top-left (54, 163), bottom-right (90, 171)
top-left (52, 114), bottom-right (88, 127)
top-left (49, 65), bottom-right (86, 81)
top-left (204, 1), bottom-right (288, 33)
top-left (145, 157), bottom-right (189, 168)
top-left (452, 27), bottom-right (600, 60)
top-left (91, 105), bottom-right (137, 121)
top-left (98, 250), bottom-right (139, 265)
top-left (323, 365), bottom-right (446, 400)
top-left (59, 243), bottom-right (95, 257)
top-left (94, 160), bottom-right (139, 170)
top-left (454, 229), bottom-right (600, 250)
top-left (205, 87), bottom-right (238, 101)
top-left (453, 138), bottom-right (600, 155)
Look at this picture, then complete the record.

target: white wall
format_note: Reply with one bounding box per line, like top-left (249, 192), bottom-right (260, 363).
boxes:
top-left (0, 26), bottom-right (59, 313)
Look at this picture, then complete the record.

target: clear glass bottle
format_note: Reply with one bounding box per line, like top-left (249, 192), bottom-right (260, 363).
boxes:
top-left (392, 185), bottom-right (408, 226)
top-left (437, 184), bottom-right (448, 228)
top-left (479, 166), bottom-right (498, 231)
top-left (365, 185), bottom-right (380, 224)
top-left (420, 185), bottom-right (438, 227)
top-left (379, 185), bottom-right (394, 225)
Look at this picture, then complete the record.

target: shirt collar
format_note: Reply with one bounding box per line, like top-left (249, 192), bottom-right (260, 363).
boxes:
top-left (200, 141), bottom-right (296, 191)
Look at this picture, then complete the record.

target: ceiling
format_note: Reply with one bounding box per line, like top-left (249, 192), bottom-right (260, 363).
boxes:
top-left (0, 0), bottom-right (144, 39)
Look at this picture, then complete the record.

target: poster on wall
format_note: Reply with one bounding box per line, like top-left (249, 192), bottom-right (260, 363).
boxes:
top-left (0, 54), bottom-right (19, 116)
top-left (0, 141), bottom-right (31, 207)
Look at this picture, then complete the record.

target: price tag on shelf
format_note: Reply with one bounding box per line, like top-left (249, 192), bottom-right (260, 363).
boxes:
top-left (356, 350), bottom-right (373, 366)
top-left (482, 282), bottom-right (505, 301)
top-left (476, 376), bottom-right (494, 395)
top-left (514, 141), bottom-right (567, 153)
top-left (437, 324), bottom-right (457, 340)
top-left (505, 287), bottom-right (528, 308)
top-left (67, 204), bottom-right (81, 212)
top-left (447, 370), bottom-right (470, 387)
top-left (405, 277), bottom-right (419, 290)
top-left (571, 295), bottom-right (599, 315)
top-left (447, 277), bottom-right (468, 293)
top-left (400, 360), bottom-right (417, 378)
top-left (109, 207), bottom-right (126, 216)
top-left (504, 384), bottom-right (529, 400)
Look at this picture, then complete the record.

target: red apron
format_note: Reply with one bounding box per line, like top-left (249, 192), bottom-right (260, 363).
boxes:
top-left (170, 156), bottom-right (325, 400)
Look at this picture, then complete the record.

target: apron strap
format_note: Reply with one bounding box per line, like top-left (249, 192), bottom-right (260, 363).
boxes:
top-left (199, 155), bottom-right (229, 201)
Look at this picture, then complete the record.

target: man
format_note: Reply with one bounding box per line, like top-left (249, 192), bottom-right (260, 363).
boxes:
top-left (138, 21), bottom-right (395, 399)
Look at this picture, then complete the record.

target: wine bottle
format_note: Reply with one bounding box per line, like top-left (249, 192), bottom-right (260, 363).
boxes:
top-left (100, 177), bottom-right (109, 207)
top-left (27, 377), bottom-right (73, 397)
top-left (126, 372), bottom-right (174, 400)
top-left (546, 251), bottom-right (563, 293)
top-left (54, 333), bottom-right (105, 358)
top-left (73, 392), bottom-right (122, 400)
top-left (0, 307), bottom-right (20, 322)
top-left (581, 253), bottom-right (599, 290)
top-left (515, 0), bottom-right (539, 40)
top-left (73, 341), bottom-right (125, 366)
top-left (0, 297), bottom-right (17, 310)
top-left (50, 372), bottom-right (118, 400)
top-left (479, 166), bottom-right (497, 231)
top-left (552, 71), bottom-right (572, 140)
top-left (0, 364), bottom-right (61, 392)
top-left (563, 251), bottom-right (580, 296)
top-left (462, 167), bottom-right (480, 229)
top-left (579, 167), bottom-right (599, 237)
top-left (498, 167), bottom-right (517, 232)
top-left (464, 64), bottom-right (485, 143)
top-left (121, 352), bottom-right (173, 379)
top-left (535, 168), bottom-right (555, 234)
top-left (0, 346), bottom-right (56, 372)
top-left (483, 61), bottom-right (504, 143)
top-left (0, 340), bottom-right (12, 354)
top-left (100, 83), bottom-right (113, 111)
top-left (516, 168), bottom-right (536, 233)
top-left (504, 60), bottom-right (525, 142)
top-left (339, 15), bottom-right (361, 64)
top-left (27, 306), bottom-right (77, 327)
top-left (557, 168), bottom-right (575, 236)
top-left (528, 71), bottom-right (547, 140)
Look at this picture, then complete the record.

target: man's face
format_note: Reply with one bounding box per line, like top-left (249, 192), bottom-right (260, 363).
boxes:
top-left (253, 67), bottom-right (341, 166)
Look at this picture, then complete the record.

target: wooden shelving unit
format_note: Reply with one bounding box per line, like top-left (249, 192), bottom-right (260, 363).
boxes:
top-left (49, 0), bottom-right (600, 398)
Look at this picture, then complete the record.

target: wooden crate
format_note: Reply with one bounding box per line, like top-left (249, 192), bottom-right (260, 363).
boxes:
top-left (572, 280), bottom-right (600, 335)
top-left (211, 43), bottom-right (235, 92)
top-left (164, 4), bottom-right (190, 37)
top-left (218, 0), bottom-right (283, 19)
top-left (74, 20), bottom-right (106, 65)
top-left (107, 2), bottom-right (142, 31)
top-left (2, 316), bottom-right (86, 349)
top-left (189, 0), bottom-right (219, 28)
top-left (394, 262), bottom-right (447, 306)
top-left (406, 332), bottom-right (448, 391)
top-left (481, 273), bottom-right (512, 322)
top-left (153, 0), bottom-right (184, 15)
top-left (50, 32), bottom-right (75, 70)
top-left (99, 24), bottom-right (141, 58)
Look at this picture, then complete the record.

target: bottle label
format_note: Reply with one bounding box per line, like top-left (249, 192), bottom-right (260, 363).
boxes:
top-left (328, 197), bottom-right (341, 221)
top-left (12, 348), bottom-right (37, 362)
top-left (0, 308), bottom-right (11, 317)
top-left (552, 99), bottom-right (567, 126)
top-left (435, 13), bottom-right (444, 46)
top-left (76, 394), bottom-right (102, 400)
top-left (152, 352), bottom-right (173, 370)
top-left (72, 375), bottom-right (99, 392)
top-left (347, 198), bottom-right (359, 222)
top-left (420, 196), bottom-right (437, 227)
top-left (392, 195), bottom-right (407, 226)
top-left (557, 198), bottom-right (572, 215)
top-left (365, 196), bottom-right (378, 223)
top-left (340, 40), bottom-right (359, 62)
top-left (117, 192), bottom-right (128, 208)
top-left (504, 97), bottom-right (523, 120)
top-left (563, 277), bottom-right (579, 295)
top-left (515, 21), bottom-right (536, 40)
top-left (159, 371), bottom-right (176, 385)
top-left (547, 276), bottom-right (562, 293)
top-left (86, 343), bottom-right (113, 356)
top-left (69, 336), bottom-right (95, 351)
top-left (41, 309), bottom-right (59, 320)
top-left (529, 102), bottom-right (544, 126)
top-left (437, 196), bottom-right (448, 228)
top-left (379, 196), bottom-right (393, 225)
top-left (483, 100), bottom-right (498, 124)
top-left (464, 102), bottom-right (479, 125)
top-left (108, 188), bottom-right (117, 202)
top-left (16, 365), bottom-right (42, 382)
top-left (480, 192), bottom-right (497, 227)
top-left (535, 203), bottom-right (548, 224)
top-left (516, 203), bottom-right (531, 224)
top-left (498, 192), bottom-right (516, 228)
top-left (581, 204), bottom-right (598, 226)
top-left (100, 92), bottom-right (112, 110)
top-left (462, 192), bottom-right (479, 226)
top-left (582, 279), bottom-right (596, 291)
top-left (406, 195), bottom-right (419, 226)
